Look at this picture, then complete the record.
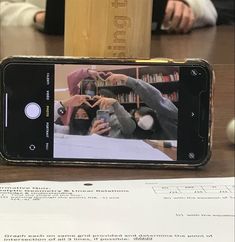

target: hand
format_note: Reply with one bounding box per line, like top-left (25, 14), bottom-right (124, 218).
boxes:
top-left (105, 74), bottom-right (128, 86)
top-left (90, 119), bottom-right (111, 135)
top-left (34, 11), bottom-right (45, 25)
top-left (163, 0), bottom-right (195, 34)
top-left (87, 69), bottom-right (109, 81)
top-left (62, 95), bottom-right (92, 108)
top-left (92, 96), bottom-right (117, 109)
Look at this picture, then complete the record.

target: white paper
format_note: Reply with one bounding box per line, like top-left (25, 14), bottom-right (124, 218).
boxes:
top-left (54, 134), bottom-right (172, 161)
top-left (0, 177), bottom-right (234, 242)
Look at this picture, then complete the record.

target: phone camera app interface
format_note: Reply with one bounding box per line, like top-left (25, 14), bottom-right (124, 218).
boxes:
top-left (3, 63), bottom-right (54, 159)
top-left (53, 64), bottom-right (179, 162)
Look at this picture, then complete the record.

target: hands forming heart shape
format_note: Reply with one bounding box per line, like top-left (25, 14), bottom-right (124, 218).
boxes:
top-left (83, 95), bottom-right (117, 110)
top-left (63, 93), bottom-right (117, 111)
top-left (63, 72), bottom-right (127, 110)
top-left (83, 96), bottom-right (102, 108)
top-left (88, 70), bottom-right (112, 82)
top-left (96, 72), bottom-right (113, 82)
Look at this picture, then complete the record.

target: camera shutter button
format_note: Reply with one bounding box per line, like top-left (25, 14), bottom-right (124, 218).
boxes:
top-left (24, 102), bottom-right (41, 119)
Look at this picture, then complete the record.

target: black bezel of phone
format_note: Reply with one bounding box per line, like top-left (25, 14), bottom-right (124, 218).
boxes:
top-left (0, 56), bottom-right (214, 168)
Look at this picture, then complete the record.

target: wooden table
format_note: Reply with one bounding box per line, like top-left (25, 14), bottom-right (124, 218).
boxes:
top-left (0, 26), bottom-right (234, 182)
top-left (1, 26), bottom-right (234, 64)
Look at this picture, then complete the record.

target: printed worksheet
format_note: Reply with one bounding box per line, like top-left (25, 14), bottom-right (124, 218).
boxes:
top-left (54, 134), bottom-right (172, 160)
top-left (0, 177), bottom-right (234, 242)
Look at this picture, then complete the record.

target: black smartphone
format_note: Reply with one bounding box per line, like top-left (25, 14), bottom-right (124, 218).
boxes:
top-left (0, 57), bottom-right (214, 168)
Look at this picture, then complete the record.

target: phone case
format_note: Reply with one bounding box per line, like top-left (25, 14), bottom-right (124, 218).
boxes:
top-left (0, 56), bottom-right (215, 169)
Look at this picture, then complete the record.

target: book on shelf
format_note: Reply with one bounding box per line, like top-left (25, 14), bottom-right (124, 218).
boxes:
top-left (141, 71), bottom-right (179, 83)
top-left (117, 92), bottom-right (137, 104)
top-left (96, 78), bottom-right (127, 87)
top-left (162, 92), bottom-right (179, 102)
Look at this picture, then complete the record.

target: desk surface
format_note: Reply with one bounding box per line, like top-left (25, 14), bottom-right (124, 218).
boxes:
top-left (0, 26), bottom-right (234, 182)
top-left (1, 26), bottom-right (234, 64)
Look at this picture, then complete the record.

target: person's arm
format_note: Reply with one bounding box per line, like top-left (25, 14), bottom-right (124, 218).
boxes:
top-left (0, 0), bottom-right (45, 26)
top-left (183, 0), bottom-right (218, 28)
top-left (104, 74), bottom-right (178, 139)
top-left (92, 96), bottom-right (136, 135)
top-left (67, 68), bottom-right (90, 96)
top-left (126, 77), bottom-right (178, 120)
top-left (112, 102), bottom-right (136, 135)
top-left (105, 74), bottom-right (177, 120)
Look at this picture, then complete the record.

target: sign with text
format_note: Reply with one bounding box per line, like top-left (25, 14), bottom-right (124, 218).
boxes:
top-left (64, 0), bottom-right (153, 58)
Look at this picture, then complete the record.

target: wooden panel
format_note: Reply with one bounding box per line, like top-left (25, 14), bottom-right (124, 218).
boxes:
top-left (64, 0), bottom-right (153, 58)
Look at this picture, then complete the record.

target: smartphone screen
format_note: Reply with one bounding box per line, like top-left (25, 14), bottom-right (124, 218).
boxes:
top-left (80, 79), bottom-right (97, 97)
top-left (0, 58), bottom-right (212, 166)
top-left (96, 110), bottom-right (110, 123)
